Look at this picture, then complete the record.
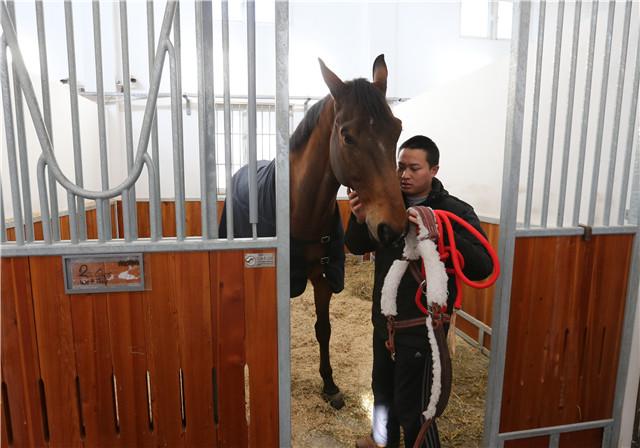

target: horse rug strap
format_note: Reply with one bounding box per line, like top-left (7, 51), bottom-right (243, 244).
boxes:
top-left (290, 206), bottom-right (345, 297)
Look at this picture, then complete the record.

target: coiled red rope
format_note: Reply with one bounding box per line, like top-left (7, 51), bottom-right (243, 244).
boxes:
top-left (415, 209), bottom-right (500, 314)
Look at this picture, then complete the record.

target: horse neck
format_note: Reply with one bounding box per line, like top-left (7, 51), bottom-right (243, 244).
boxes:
top-left (290, 99), bottom-right (340, 240)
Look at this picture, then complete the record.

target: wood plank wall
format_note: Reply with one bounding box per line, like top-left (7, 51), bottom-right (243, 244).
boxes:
top-left (501, 234), bottom-right (633, 447)
top-left (1, 250), bottom-right (278, 448)
top-left (456, 222), bottom-right (499, 351)
top-left (7, 200), bottom-right (349, 242)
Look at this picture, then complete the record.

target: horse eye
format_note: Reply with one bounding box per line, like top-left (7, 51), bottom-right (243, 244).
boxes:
top-left (343, 134), bottom-right (356, 146)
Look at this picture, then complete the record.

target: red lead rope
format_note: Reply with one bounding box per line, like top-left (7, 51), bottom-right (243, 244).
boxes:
top-left (415, 209), bottom-right (500, 314)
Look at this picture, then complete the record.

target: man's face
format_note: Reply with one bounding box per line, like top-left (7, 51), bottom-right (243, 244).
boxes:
top-left (397, 148), bottom-right (439, 197)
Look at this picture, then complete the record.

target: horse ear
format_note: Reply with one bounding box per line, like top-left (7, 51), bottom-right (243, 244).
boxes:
top-left (319, 58), bottom-right (346, 99)
top-left (372, 54), bottom-right (388, 95)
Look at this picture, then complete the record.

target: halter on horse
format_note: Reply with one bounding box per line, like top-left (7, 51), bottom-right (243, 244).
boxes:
top-left (220, 55), bottom-right (407, 408)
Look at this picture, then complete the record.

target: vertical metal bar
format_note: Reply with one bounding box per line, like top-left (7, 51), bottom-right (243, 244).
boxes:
top-left (602, 425), bottom-right (613, 448)
top-left (611, 221), bottom-right (640, 448)
top-left (246, 0), bottom-right (258, 238)
top-left (618, 16), bottom-right (640, 225)
top-left (36, 157), bottom-right (51, 244)
top-left (67, 191), bottom-right (78, 244)
top-left (524, 1), bottom-right (546, 228)
top-left (92, 0), bottom-right (111, 243)
top-left (222, 0), bottom-right (234, 239)
top-left (603, 1), bottom-right (632, 226)
top-left (483, 2), bottom-right (531, 447)
top-left (35, 0), bottom-right (60, 241)
top-left (96, 198), bottom-right (105, 242)
top-left (172, 4), bottom-right (186, 241)
top-left (587, 0), bottom-right (616, 226)
top-left (119, 0), bottom-right (138, 241)
top-left (7, 2), bottom-right (34, 242)
top-left (164, 40), bottom-right (186, 240)
top-left (171, 4), bottom-right (185, 240)
top-left (549, 433), bottom-right (560, 448)
top-left (275, 1), bottom-right (291, 445)
top-left (146, 1), bottom-right (162, 238)
top-left (64, 0), bottom-right (87, 241)
top-left (572, 0), bottom-right (599, 226)
top-left (0, 179), bottom-right (5, 242)
top-left (557, 0), bottom-right (582, 227)
top-left (196, 0), bottom-right (218, 240)
top-left (540, 0), bottom-right (564, 227)
top-left (609, 28), bottom-right (640, 448)
top-left (143, 154), bottom-right (159, 241)
top-left (0, 37), bottom-right (24, 245)
top-left (630, 130), bottom-right (640, 225)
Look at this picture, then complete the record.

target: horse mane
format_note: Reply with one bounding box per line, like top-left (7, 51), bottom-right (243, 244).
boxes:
top-left (289, 79), bottom-right (391, 152)
top-left (289, 96), bottom-right (330, 152)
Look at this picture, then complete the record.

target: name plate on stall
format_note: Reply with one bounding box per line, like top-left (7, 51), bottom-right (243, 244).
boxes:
top-left (63, 254), bottom-right (145, 294)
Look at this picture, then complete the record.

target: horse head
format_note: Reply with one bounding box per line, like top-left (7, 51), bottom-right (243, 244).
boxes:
top-left (319, 55), bottom-right (407, 246)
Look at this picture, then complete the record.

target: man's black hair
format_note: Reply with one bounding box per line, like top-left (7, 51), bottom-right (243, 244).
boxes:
top-left (399, 135), bottom-right (440, 167)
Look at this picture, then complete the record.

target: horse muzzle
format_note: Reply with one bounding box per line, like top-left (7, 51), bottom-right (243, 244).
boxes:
top-left (377, 223), bottom-right (405, 247)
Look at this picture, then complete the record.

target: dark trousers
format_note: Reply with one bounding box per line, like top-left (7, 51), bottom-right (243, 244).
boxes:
top-left (372, 332), bottom-right (440, 448)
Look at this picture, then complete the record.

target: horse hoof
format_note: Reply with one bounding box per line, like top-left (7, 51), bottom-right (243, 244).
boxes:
top-left (322, 391), bottom-right (345, 410)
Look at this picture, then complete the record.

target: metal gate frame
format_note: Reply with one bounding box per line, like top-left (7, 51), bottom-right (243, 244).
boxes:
top-left (484, 1), bottom-right (640, 447)
top-left (0, 0), bottom-right (291, 445)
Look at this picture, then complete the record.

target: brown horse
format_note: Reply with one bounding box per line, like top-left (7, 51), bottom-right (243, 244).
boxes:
top-left (220, 55), bottom-right (406, 408)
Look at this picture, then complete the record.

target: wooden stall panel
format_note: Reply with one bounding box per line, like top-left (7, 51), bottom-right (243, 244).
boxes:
top-left (459, 222), bottom-right (499, 327)
top-left (243, 250), bottom-right (279, 448)
top-left (116, 201), bottom-right (205, 238)
top-left (501, 234), bottom-right (632, 448)
top-left (173, 252), bottom-right (216, 446)
top-left (1, 258), bottom-right (46, 448)
top-left (144, 253), bottom-right (185, 446)
top-left (29, 256), bottom-right (82, 447)
top-left (68, 292), bottom-right (121, 446)
top-left (560, 428), bottom-right (603, 447)
top-left (212, 250), bottom-right (249, 447)
top-left (107, 289), bottom-right (156, 447)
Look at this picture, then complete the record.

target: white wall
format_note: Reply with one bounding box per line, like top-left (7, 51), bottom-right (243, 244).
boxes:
top-left (392, 57), bottom-right (510, 219)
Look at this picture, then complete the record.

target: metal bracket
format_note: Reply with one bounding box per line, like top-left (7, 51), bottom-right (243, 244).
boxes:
top-left (578, 224), bottom-right (592, 242)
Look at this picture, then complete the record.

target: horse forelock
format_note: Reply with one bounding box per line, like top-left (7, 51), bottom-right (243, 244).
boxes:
top-left (344, 78), bottom-right (393, 124)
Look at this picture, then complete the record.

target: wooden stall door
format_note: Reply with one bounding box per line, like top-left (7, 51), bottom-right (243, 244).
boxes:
top-left (1, 250), bottom-right (279, 448)
top-left (500, 234), bottom-right (633, 448)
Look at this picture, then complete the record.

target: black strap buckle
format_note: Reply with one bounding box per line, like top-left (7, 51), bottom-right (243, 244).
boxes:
top-left (320, 256), bottom-right (330, 265)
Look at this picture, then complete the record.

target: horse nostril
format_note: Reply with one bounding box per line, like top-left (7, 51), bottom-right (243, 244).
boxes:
top-left (378, 223), bottom-right (403, 247)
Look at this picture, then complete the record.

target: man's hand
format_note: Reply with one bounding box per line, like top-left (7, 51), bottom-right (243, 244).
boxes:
top-left (347, 188), bottom-right (366, 224)
top-left (408, 206), bottom-right (438, 241)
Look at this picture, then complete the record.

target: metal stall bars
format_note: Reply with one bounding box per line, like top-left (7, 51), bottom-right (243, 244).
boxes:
top-left (0, 0), bottom-right (292, 253)
top-left (484, 1), bottom-right (640, 447)
top-left (1, 0), bottom-right (290, 445)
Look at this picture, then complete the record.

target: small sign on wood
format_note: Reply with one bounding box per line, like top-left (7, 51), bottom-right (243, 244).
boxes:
top-left (244, 252), bottom-right (275, 268)
top-left (63, 253), bottom-right (145, 294)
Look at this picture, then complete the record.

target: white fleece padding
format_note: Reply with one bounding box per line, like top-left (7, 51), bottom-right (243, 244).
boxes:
top-left (423, 316), bottom-right (441, 421)
top-left (380, 259), bottom-right (408, 317)
top-left (416, 239), bottom-right (448, 307)
top-left (402, 227), bottom-right (419, 260)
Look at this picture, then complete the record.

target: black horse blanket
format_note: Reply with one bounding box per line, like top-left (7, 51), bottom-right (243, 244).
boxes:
top-left (219, 160), bottom-right (345, 297)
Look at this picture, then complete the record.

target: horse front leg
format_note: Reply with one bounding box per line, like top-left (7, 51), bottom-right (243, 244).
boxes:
top-left (310, 275), bottom-right (345, 409)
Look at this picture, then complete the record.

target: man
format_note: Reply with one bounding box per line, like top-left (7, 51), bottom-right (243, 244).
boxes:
top-left (347, 135), bottom-right (493, 448)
